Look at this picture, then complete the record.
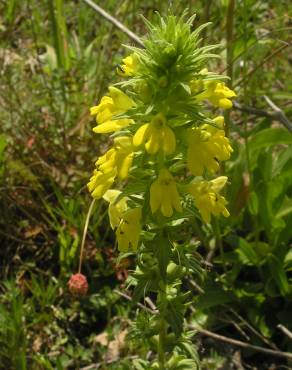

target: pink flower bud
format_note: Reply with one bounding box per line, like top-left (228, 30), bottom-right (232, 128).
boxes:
top-left (68, 273), bottom-right (88, 296)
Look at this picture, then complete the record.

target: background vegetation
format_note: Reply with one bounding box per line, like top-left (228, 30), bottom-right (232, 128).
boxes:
top-left (0, 0), bottom-right (291, 369)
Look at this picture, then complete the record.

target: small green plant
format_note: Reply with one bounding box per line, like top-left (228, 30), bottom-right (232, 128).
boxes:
top-left (87, 13), bottom-right (236, 368)
top-left (0, 282), bottom-right (28, 370)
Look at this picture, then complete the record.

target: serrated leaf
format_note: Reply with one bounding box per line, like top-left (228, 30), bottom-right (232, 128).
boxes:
top-left (155, 235), bottom-right (171, 280)
top-left (236, 238), bottom-right (259, 266)
top-left (167, 303), bottom-right (184, 337)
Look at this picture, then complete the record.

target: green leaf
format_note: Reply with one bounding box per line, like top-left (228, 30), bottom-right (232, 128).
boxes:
top-left (247, 308), bottom-right (271, 338)
top-left (284, 249), bottom-right (292, 271)
top-left (0, 135), bottom-right (7, 162)
top-left (236, 238), bottom-right (259, 266)
top-left (165, 295), bottom-right (185, 337)
top-left (267, 256), bottom-right (290, 296)
top-left (173, 359), bottom-right (200, 370)
top-left (249, 128), bottom-right (292, 153)
top-left (276, 197), bottom-right (292, 219)
top-left (248, 191), bottom-right (259, 215)
top-left (179, 82), bottom-right (191, 95)
top-left (196, 281), bottom-right (234, 309)
top-left (272, 145), bottom-right (292, 176)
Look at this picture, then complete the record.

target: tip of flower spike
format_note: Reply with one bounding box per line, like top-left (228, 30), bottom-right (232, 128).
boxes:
top-left (68, 273), bottom-right (88, 296)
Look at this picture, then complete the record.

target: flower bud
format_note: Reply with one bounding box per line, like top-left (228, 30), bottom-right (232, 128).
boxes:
top-left (166, 262), bottom-right (182, 281)
top-left (68, 273), bottom-right (88, 296)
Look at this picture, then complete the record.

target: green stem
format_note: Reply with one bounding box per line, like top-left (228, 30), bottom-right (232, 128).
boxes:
top-left (157, 233), bottom-right (168, 369)
top-left (242, 0), bottom-right (259, 248)
top-left (225, 0), bottom-right (235, 138)
top-left (158, 315), bottom-right (167, 369)
top-left (215, 219), bottom-right (227, 274)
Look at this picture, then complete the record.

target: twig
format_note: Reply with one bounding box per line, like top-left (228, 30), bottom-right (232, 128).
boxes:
top-left (193, 327), bottom-right (292, 361)
top-left (144, 296), bottom-right (157, 311)
top-left (81, 0), bottom-right (144, 47)
top-left (189, 279), bottom-right (205, 294)
top-left (235, 44), bottom-right (290, 88)
top-left (277, 324), bottom-right (292, 340)
top-left (116, 287), bottom-right (292, 360)
top-left (114, 289), bottom-right (158, 314)
top-left (233, 101), bottom-right (292, 132)
top-left (228, 307), bottom-right (279, 350)
top-left (264, 95), bottom-right (292, 132)
top-left (220, 317), bottom-right (251, 342)
top-left (80, 356), bottom-right (139, 370)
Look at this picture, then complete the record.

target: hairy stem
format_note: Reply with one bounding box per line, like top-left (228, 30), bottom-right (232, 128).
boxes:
top-left (157, 234), bottom-right (168, 369)
top-left (158, 315), bottom-right (167, 369)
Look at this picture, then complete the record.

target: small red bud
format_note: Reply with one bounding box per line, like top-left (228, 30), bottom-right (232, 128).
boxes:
top-left (68, 273), bottom-right (88, 296)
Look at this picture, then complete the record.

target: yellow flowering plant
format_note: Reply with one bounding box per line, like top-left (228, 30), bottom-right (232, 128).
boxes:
top-left (88, 13), bottom-right (235, 369)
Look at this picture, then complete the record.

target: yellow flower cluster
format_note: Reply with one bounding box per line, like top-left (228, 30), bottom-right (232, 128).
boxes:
top-left (88, 51), bottom-right (236, 251)
top-left (187, 116), bottom-right (233, 176)
top-left (186, 177), bottom-right (230, 223)
top-left (198, 81), bottom-right (236, 109)
top-left (90, 86), bottom-right (135, 133)
top-left (117, 54), bottom-right (139, 77)
top-left (150, 168), bottom-right (182, 217)
top-left (87, 136), bottom-right (134, 200)
top-left (133, 113), bottom-right (176, 155)
top-left (191, 69), bottom-right (237, 109)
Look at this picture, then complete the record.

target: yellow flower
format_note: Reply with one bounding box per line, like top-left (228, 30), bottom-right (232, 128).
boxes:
top-left (133, 113), bottom-right (176, 155)
top-left (187, 176), bottom-right (230, 223)
top-left (96, 136), bottom-right (134, 180)
top-left (103, 190), bottom-right (141, 251)
top-left (91, 86), bottom-right (135, 133)
top-left (116, 208), bottom-right (142, 251)
top-left (202, 116), bottom-right (233, 161)
top-left (117, 54), bottom-right (139, 76)
top-left (190, 79), bottom-right (204, 94)
top-left (189, 69), bottom-right (209, 94)
top-left (186, 116), bottom-right (233, 176)
top-left (103, 189), bottom-right (128, 229)
top-left (187, 128), bottom-right (219, 176)
top-left (87, 169), bottom-right (116, 199)
top-left (150, 168), bottom-right (182, 217)
top-left (199, 81), bottom-right (236, 109)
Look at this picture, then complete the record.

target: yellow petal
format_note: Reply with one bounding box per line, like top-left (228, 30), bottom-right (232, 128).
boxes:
top-left (118, 153), bottom-right (133, 179)
top-left (108, 86), bottom-right (134, 111)
top-left (170, 185), bottom-right (182, 213)
top-left (163, 126), bottom-right (176, 155)
top-left (90, 106), bottom-right (99, 116)
top-left (145, 132), bottom-right (159, 154)
top-left (211, 176), bottom-right (228, 193)
top-left (212, 116), bottom-right (225, 129)
top-left (93, 119), bottom-right (131, 133)
top-left (103, 189), bottom-right (121, 203)
top-left (161, 200), bottom-right (173, 217)
top-left (218, 98), bottom-right (233, 109)
top-left (133, 123), bottom-right (150, 147)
